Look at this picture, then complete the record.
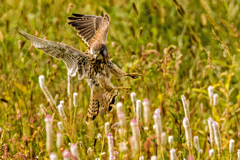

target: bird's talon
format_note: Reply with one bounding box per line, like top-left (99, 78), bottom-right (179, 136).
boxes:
top-left (128, 73), bottom-right (142, 79)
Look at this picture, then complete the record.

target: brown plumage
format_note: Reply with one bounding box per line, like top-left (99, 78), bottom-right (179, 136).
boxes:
top-left (67, 14), bottom-right (110, 47)
top-left (17, 13), bottom-right (140, 123)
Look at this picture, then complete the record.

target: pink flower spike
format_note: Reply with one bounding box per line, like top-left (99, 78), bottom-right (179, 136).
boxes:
top-left (45, 114), bottom-right (51, 119)
top-left (62, 150), bottom-right (72, 158)
top-left (45, 114), bottom-right (52, 123)
top-left (118, 112), bottom-right (124, 116)
top-left (143, 98), bottom-right (149, 102)
top-left (154, 109), bottom-right (160, 115)
top-left (131, 119), bottom-right (136, 123)
top-left (114, 150), bottom-right (119, 156)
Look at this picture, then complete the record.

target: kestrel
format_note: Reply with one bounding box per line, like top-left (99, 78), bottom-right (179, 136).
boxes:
top-left (17, 13), bottom-right (140, 122)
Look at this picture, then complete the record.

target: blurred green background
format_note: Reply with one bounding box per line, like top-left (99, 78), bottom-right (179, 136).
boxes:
top-left (1, 0), bottom-right (240, 159)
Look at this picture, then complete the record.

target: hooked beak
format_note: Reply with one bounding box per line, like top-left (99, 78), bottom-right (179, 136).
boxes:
top-left (94, 54), bottom-right (103, 59)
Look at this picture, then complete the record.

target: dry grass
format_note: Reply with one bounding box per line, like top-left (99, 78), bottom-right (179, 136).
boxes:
top-left (1, 0), bottom-right (240, 159)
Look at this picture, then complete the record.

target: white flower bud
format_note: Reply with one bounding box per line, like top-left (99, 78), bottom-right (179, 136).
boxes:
top-left (87, 147), bottom-right (93, 154)
top-left (139, 156), bottom-right (144, 160)
top-left (73, 92), bottom-right (78, 107)
top-left (105, 122), bottom-right (110, 135)
top-left (119, 142), bottom-right (127, 153)
top-left (97, 133), bottom-right (102, 140)
top-left (153, 110), bottom-right (162, 146)
top-left (131, 92), bottom-right (137, 103)
top-left (49, 153), bottom-right (57, 160)
top-left (194, 136), bottom-right (200, 152)
top-left (58, 121), bottom-right (64, 132)
top-left (183, 117), bottom-right (192, 149)
top-left (116, 102), bottom-right (123, 115)
top-left (58, 104), bottom-right (66, 119)
top-left (209, 149), bottom-right (214, 158)
top-left (212, 121), bottom-right (222, 153)
top-left (108, 133), bottom-right (114, 156)
top-left (208, 86), bottom-right (214, 105)
top-left (39, 75), bottom-right (56, 107)
top-left (213, 94), bottom-right (218, 106)
top-left (142, 99), bottom-right (150, 128)
top-left (208, 118), bottom-right (214, 147)
top-left (60, 100), bottom-right (64, 106)
top-left (154, 109), bottom-right (160, 115)
top-left (130, 92), bottom-right (137, 114)
top-left (136, 100), bottom-right (141, 126)
top-left (130, 119), bottom-right (140, 154)
top-left (56, 132), bottom-right (63, 149)
top-left (70, 144), bottom-right (80, 160)
top-left (161, 132), bottom-right (167, 146)
top-left (118, 112), bottom-right (126, 128)
top-left (62, 150), bottom-right (71, 160)
top-left (237, 150), bottom-right (240, 159)
top-left (181, 95), bottom-right (190, 119)
top-left (45, 115), bottom-right (52, 152)
top-left (151, 156), bottom-right (157, 160)
top-left (170, 149), bottom-right (177, 160)
top-left (229, 139), bottom-right (235, 154)
top-left (168, 136), bottom-right (174, 147)
top-left (39, 75), bottom-right (45, 88)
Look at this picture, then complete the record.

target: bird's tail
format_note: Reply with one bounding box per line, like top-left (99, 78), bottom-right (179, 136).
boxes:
top-left (86, 88), bottom-right (118, 124)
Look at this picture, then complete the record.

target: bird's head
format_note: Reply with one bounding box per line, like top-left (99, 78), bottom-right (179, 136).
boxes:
top-left (90, 42), bottom-right (108, 60)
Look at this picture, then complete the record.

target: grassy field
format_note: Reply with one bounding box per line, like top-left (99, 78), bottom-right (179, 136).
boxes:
top-left (1, 0), bottom-right (240, 159)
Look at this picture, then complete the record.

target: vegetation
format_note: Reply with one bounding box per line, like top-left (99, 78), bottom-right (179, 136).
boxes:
top-left (0, 0), bottom-right (240, 159)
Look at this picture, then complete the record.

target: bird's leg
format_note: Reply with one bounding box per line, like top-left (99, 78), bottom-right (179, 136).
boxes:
top-left (96, 73), bottom-right (131, 92)
top-left (108, 61), bottom-right (141, 79)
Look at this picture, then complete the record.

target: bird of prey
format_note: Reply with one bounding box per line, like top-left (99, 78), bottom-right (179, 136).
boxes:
top-left (17, 13), bottom-right (140, 122)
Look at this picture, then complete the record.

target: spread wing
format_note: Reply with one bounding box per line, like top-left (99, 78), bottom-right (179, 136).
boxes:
top-left (68, 14), bottom-right (110, 47)
top-left (16, 27), bottom-right (88, 77)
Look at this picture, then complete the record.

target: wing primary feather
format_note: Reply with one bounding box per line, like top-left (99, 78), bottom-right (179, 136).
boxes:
top-left (67, 14), bottom-right (109, 46)
top-left (78, 26), bottom-right (94, 35)
top-left (16, 27), bottom-right (88, 77)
